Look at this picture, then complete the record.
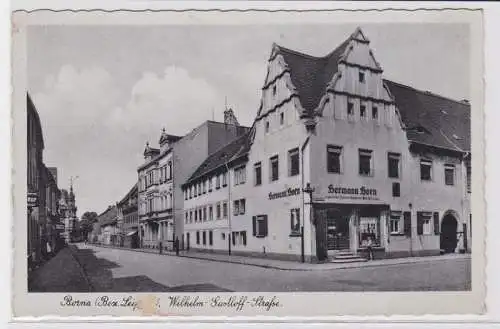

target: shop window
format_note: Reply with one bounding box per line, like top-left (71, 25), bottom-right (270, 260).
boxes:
top-left (360, 104), bottom-right (366, 118)
top-left (252, 215), bottom-right (268, 237)
top-left (209, 206), bottom-right (213, 221)
top-left (359, 71), bottom-right (365, 83)
top-left (372, 106), bottom-right (378, 120)
top-left (417, 212), bottom-right (433, 235)
top-left (270, 155), bottom-right (279, 182)
top-left (216, 203), bottom-right (221, 219)
top-left (347, 101), bottom-right (354, 117)
top-left (233, 200), bottom-right (240, 216)
top-left (209, 230), bottom-right (213, 246)
top-left (196, 231), bottom-right (200, 245)
top-left (388, 152), bottom-right (401, 178)
top-left (234, 165), bottom-right (246, 185)
top-left (223, 202), bottom-right (228, 218)
top-left (202, 231), bottom-right (206, 245)
top-left (290, 208), bottom-right (301, 235)
top-left (327, 145), bottom-right (342, 173)
top-left (280, 112), bottom-right (284, 125)
top-left (420, 159), bottom-right (433, 181)
top-left (390, 211), bottom-right (402, 234)
top-left (359, 217), bottom-right (380, 247)
top-left (239, 199), bottom-right (246, 215)
top-left (254, 162), bottom-right (262, 186)
top-left (288, 148), bottom-right (300, 176)
top-left (444, 164), bottom-right (455, 186)
top-left (359, 149), bottom-right (373, 176)
top-left (392, 182), bottom-right (400, 197)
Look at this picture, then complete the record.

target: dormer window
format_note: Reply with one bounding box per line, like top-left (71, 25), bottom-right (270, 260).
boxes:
top-left (359, 71), bottom-right (365, 83)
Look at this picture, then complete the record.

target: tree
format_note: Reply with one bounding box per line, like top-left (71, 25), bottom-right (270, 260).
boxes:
top-left (81, 211), bottom-right (98, 223)
top-left (79, 211), bottom-right (98, 240)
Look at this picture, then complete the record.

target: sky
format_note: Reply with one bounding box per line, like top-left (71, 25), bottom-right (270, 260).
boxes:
top-left (27, 23), bottom-right (470, 217)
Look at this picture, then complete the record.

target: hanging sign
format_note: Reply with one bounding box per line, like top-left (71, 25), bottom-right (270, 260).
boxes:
top-left (268, 187), bottom-right (301, 200)
top-left (27, 192), bottom-right (38, 208)
top-left (327, 185), bottom-right (379, 201)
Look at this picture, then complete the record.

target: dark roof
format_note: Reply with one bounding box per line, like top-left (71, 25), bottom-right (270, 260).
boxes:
top-left (184, 131), bottom-right (253, 186)
top-left (97, 205), bottom-right (118, 226)
top-left (272, 36), bottom-right (351, 115)
top-left (384, 80), bottom-right (470, 152)
top-left (118, 183), bottom-right (138, 206)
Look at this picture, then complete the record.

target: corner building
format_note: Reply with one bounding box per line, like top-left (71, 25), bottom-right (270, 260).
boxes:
top-left (182, 28), bottom-right (471, 262)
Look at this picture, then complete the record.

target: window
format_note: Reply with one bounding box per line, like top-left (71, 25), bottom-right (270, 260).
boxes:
top-left (417, 212), bottom-right (433, 235)
top-left (444, 164), bottom-right (455, 186)
top-left (202, 181), bottom-right (206, 194)
top-left (209, 206), bottom-right (213, 221)
top-left (234, 165), bottom-right (246, 185)
top-left (208, 178), bottom-right (213, 192)
top-left (223, 202), bottom-right (228, 218)
top-left (194, 184), bottom-right (198, 197)
top-left (359, 149), bottom-right (373, 176)
top-left (196, 231), bottom-right (200, 245)
top-left (202, 231), bottom-right (206, 245)
top-left (189, 211), bottom-right (193, 223)
top-left (167, 161), bottom-right (172, 180)
top-left (272, 85), bottom-right (277, 96)
top-left (372, 106), bottom-right (378, 120)
top-left (288, 148), bottom-right (300, 176)
top-left (290, 208), bottom-right (301, 235)
top-left (222, 172), bottom-right (227, 187)
top-left (216, 203), bottom-right (221, 219)
top-left (252, 215), bottom-right (268, 237)
top-left (194, 209), bottom-right (198, 222)
top-left (420, 159), bottom-right (432, 181)
top-left (184, 190), bottom-right (187, 200)
top-left (216, 175), bottom-right (221, 189)
top-left (209, 230), bottom-right (213, 246)
top-left (388, 152), bottom-right (401, 178)
top-left (359, 71), bottom-right (365, 83)
top-left (270, 155), bottom-right (279, 182)
top-left (185, 212), bottom-right (188, 224)
top-left (233, 200), bottom-right (240, 216)
top-left (265, 120), bottom-right (270, 133)
top-left (360, 104), bottom-right (366, 118)
top-left (203, 207), bottom-right (207, 222)
top-left (199, 209), bottom-right (202, 222)
top-left (392, 182), bottom-right (401, 197)
top-left (221, 232), bottom-right (225, 240)
top-left (347, 101), bottom-right (354, 117)
top-left (280, 112), bottom-right (284, 125)
top-left (241, 231), bottom-right (247, 246)
top-left (254, 162), bottom-right (262, 186)
top-left (327, 145), bottom-right (342, 174)
top-left (390, 212), bottom-right (402, 234)
top-left (189, 186), bottom-right (192, 199)
top-left (466, 162), bottom-right (471, 193)
top-left (239, 199), bottom-right (246, 215)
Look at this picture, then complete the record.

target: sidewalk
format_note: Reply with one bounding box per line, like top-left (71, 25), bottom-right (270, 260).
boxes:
top-left (86, 243), bottom-right (470, 272)
top-left (28, 246), bottom-right (91, 292)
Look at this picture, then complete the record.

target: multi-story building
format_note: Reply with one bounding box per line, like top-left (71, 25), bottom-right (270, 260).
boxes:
top-left (59, 186), bottom-right (78, 243)
top-left (117, 183), bottom-right (139, 248)
top-left (181, 28), bottom-right (471, 262)
top-left (137, 113), bottom-right (249, 250)
top-left (97, 205), bottom-right (119, 245)
top-left (42, 166), bottom-right (63, 253)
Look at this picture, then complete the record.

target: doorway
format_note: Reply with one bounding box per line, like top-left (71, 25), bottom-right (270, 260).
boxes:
top-left (440, 213), bottom-right (458, 253)
top-left (325, 208), bottom-right (350, 252)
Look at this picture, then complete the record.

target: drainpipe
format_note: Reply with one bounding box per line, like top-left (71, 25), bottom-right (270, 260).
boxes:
top-left (300, 136), bottom-right (310, 263)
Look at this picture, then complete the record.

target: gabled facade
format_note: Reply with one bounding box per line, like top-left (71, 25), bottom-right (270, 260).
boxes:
top-left (181, 28), bottom-right (471, 262)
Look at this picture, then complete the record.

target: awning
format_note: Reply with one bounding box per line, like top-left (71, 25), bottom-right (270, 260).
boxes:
top-left (126, 230), bottom-right (138, 236)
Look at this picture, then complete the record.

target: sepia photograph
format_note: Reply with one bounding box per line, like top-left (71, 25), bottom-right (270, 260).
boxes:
top-left (12, 8), bottom-right (485, 317)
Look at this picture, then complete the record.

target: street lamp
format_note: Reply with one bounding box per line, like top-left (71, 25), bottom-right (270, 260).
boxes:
top-left (302, 183), bottom-right (315, 263)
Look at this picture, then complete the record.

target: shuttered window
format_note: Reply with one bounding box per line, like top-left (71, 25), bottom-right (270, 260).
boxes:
top-left (417, 212), bottom-right (433, 235)
top-left (252, 215), bottom-right (268, 237)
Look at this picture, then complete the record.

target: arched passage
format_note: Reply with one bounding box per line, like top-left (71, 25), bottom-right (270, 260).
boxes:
top-left (440, 212), bottom-right (458, 253)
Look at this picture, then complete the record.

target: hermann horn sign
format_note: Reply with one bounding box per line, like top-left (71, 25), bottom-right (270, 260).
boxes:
top-left (327, 185), bottom-right (379, 201)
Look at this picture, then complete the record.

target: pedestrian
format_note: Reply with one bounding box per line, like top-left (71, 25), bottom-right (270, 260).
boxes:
top-left (365, 236), bottom-right (374, 261)
top-left (159, 241), bottom-right (163, 254)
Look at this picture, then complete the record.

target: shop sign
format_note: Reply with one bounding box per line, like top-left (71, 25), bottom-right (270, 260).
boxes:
top-left (55, 224), bottom-right (65, 230)
top-left (269, 187), bottom-right (301, 200)
top-left (327, 185), bottom-right (379, 201)
top-left (27, 192), bottom-right (38, 208)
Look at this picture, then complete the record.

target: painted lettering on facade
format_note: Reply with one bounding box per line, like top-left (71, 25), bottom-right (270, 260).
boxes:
top-left (327, 185), bottom-right (379, 201)
top-left (268, 187), bottom-right (301, 200)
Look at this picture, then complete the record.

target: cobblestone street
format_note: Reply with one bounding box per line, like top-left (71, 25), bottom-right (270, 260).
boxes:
top-left (64, 244), bottom-right (471, 292)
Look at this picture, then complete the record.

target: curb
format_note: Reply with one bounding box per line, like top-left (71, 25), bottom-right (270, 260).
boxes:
top-left (67, 245), bottom-right (95, 292)
top-left (83, 243), bottom-right (470, 272)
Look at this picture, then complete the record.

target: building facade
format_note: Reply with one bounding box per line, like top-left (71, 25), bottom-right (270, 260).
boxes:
top-left (137, 116), bottom-right (249, 251)
top-left (181, 28), bottom-right (471, 262)
top-left (96, 205), bottom-right (119, 245)
top-left (117, 184), bottom-right (139, 248)
top-left (59, 186), bottom-right (78, 243)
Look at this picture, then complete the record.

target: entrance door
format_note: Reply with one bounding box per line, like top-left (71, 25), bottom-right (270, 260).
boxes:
top-left (326, 209), bottom-right (350, 251)
top-left (440, 213), bottom-right (458, 253)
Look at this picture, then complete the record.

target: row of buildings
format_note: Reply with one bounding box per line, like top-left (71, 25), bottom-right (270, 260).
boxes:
top-left (95, 27), bottom-right (472, 262)
top-left (27, 94), bottom-right (79, 270)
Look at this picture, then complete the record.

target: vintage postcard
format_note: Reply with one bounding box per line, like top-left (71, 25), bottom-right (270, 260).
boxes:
top-left (11, 7), bottom-right (485, 319)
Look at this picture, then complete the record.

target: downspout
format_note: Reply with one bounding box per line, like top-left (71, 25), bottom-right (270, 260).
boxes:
top-left (300, 135), bottom-right (310, 263)
top-left (172, 148), bottom-right (176, 248)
